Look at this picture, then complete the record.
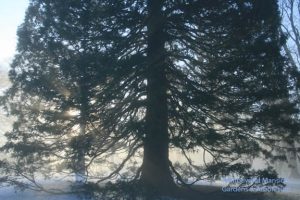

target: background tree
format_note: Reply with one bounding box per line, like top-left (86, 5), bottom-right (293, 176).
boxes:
top-left (280, 0), bottom-right (300, 178)
top-left (1, 0), bottom-right (299, 198)
top-left (0, 7), bottom-right (108, 185)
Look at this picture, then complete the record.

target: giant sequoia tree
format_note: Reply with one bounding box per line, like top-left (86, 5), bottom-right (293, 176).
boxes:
top-left (1, 0), bottom-right (300, 197)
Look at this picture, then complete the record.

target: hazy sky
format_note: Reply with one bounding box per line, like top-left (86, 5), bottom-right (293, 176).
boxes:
top-left (0, 0), bottom-right (29, 73)
top-left (0, 0), bottom-right (29, 138)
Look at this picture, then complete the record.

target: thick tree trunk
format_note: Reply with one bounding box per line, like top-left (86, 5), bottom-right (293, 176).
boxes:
top-left (140, 0), bottom-right (176, 192)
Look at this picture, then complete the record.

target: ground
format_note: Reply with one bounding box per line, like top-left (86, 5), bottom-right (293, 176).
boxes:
top-left (0, 179), bottom-right (299, 200)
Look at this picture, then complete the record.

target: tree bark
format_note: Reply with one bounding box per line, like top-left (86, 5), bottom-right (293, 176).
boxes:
top-left (140, 0), bottom-right (176, 192)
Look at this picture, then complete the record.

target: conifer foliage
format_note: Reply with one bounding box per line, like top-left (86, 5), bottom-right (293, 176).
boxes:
top-left (0, 0), bottom-right (299, 196)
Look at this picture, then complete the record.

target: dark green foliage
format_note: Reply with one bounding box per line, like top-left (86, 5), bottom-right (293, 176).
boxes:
top-left (0, 0), bottom-right (299, 196)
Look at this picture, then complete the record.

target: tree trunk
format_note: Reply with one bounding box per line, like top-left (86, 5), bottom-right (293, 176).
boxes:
top-left (75, 122), bottom-right (87, 183)
top-left (140, 0), bottom-right (176, 192)
top-left (75, 61), bottom-right (88, 184)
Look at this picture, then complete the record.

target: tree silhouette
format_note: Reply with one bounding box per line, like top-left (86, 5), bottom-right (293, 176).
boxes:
top-left (1, 0), bottom-right (299, 197)
top-left (280, 0), bottom-right (300, 179)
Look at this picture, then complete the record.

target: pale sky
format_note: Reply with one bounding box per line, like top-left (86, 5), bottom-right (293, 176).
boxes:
top-left (0, 0), bottom-right (29, 73)
top-left (0, 0), bottom-right (29, 138)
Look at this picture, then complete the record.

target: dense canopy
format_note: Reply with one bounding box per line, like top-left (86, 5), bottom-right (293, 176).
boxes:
top-left (1, 0), bottom-right (299, 198)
